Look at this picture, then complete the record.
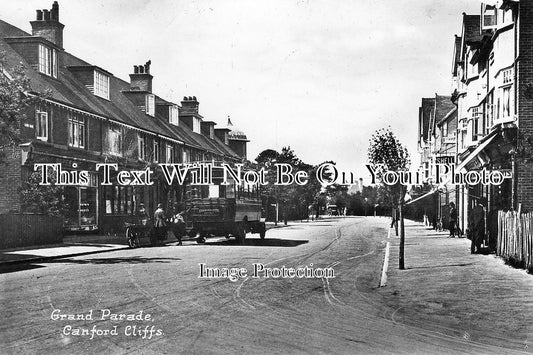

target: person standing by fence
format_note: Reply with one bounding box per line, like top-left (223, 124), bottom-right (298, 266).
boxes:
top-left (471, 199), bottom-right (485, 254)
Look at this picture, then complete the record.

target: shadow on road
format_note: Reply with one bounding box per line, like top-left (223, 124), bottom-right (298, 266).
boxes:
top-left (44, 256), bottom-right (181, 265)
top-left (0, 263), bottom-right (45, 274)
top-left (207, 238), bottom-right (309, 247)
top-left (405, 263), bottom-right (474, 270)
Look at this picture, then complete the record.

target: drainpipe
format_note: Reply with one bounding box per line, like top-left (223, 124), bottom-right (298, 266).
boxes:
top-left (513, 3), bottom-right (519, 210)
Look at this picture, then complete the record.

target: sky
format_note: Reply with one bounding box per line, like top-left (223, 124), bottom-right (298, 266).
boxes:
top-left (2, 0), bottom-right (481, 179)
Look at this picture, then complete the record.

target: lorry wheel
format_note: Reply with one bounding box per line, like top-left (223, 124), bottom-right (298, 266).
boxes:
top-left (126, 228), bottom-right (135, 248)
top-left (196, 233), bottom-right (206, 244)
top-left (235, 223), bottom-right (246, 244)
top-left (259, 223), bottom-right (266, 240)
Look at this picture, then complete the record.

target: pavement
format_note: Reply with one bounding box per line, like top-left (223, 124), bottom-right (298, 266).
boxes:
top-left (0, 220), bottom-right (295, 266)
top-left (378, 219), bottom-right (533, 352)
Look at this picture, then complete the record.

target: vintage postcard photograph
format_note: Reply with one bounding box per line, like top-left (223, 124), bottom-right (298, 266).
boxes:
top-left (1, 0), bottom-right (532, 354)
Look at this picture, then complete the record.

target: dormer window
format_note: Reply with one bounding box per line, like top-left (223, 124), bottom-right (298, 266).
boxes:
top-left (146, 94), bottom-right (155, 116)
top-left (481, 4), bottom-right (497, 30)
top-left (169, 105), bottom-right (179, 125)
top-left (108, 124), bottom-right (122, 156)
top-left (193, 117), bottom-right (201, 134)
top-left (38, 43), bottom-right (57, 78)
top-left (94, 70), bottom-right (109, 99)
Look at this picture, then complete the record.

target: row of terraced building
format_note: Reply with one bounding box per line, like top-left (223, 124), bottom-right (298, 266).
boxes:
top-left (417, 0), bottom-right (533, 248)
top-left (0, 2), bottom-right (250, 235)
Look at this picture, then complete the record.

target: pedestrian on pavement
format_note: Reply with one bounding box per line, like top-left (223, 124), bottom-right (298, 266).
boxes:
top-left (154, 203), bottom-right (167, 239)
top-left (448, 202), bottom-right (457, 238)
top-left (390, 208), bottom-right (397, 228)
top-left (470, 198), bottom-right (485, 254)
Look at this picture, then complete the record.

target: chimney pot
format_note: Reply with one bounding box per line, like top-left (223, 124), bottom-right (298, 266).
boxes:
top-left (145, 60), bottom-right (151, 74)
top-left (36, 10), bottom-right (43, 21)
top-left (133, 65), bottom-right (138, 74)
top-left (52, 1), bottom-right (59, 17)
top-left (183, 96), bottom-right (188, 101)
top-left (51, 2), bottom-right (59, 21)
top-left (43, 9), bottom-right (50, 21)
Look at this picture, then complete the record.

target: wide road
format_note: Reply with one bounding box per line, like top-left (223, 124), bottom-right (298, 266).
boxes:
top-left (0, 217), bottom-right (525, 354)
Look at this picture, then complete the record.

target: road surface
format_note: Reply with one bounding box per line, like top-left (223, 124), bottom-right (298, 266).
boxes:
top-left (0, 217), bottom-right (529, 354)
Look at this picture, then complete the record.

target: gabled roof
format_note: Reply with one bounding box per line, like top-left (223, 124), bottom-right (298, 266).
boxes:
top-left (419, 97), bottom-right (435, 144)
top-left (434, 95), bottom-right (454, 124)
top-left (437, 107), bottom-right (457, 127)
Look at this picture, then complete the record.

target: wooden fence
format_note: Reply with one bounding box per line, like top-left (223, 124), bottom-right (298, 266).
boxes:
top-left (497, 211), bottom-right (533, 270)
top-left (0, 213), bottom-right (64, 249)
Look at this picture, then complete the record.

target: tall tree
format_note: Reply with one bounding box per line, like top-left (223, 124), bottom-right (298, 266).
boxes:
top-left (0, 52), bottom-right (38, 162)
top-left (368, 128), bottom-right (410, 269)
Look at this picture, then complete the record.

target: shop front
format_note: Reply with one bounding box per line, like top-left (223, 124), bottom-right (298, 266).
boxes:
top-left (63, 172), bottom-right (99, 231)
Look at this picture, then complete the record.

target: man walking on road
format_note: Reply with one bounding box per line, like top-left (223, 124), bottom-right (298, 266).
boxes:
top-left (448, 202), bottom-right (457, 238)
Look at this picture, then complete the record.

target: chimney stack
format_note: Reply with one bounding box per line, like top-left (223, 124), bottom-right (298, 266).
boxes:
top-left (31, 1), bottom-right (64, 48)
top-left (129, 60), bottom-right (153, 91)
top-left (181, 96), bottom-right (199, 114)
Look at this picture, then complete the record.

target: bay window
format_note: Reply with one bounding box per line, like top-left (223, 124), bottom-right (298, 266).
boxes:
top-left (108, 124), bottom-right (122, 156)
top-left (153, 141), bottom-right (160, 163)
top-left (138, 134), bottom-right (146, 160)
top-left (166, 144), bottom-right (174, 163)
top-left (68, 113), bottom-right (86, 148)
top-left (35, 107), bottom-right (48, 141)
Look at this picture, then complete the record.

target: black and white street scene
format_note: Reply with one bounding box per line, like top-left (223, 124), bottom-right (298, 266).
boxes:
top-left (1, 1), bottom-right (533, 354)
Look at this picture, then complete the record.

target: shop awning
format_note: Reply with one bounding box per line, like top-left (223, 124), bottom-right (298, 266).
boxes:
top-left (456, 134), bottom-right (497, 171)
top-left (404, 189), bottom-right (436, 206)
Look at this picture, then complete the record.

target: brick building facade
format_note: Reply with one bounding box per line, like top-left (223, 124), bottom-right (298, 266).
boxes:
top-left (0, 2), bottom-right (248, 234)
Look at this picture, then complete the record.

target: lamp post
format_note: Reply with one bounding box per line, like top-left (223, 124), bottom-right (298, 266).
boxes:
top-left (364, 197), bottom-right (368, 217)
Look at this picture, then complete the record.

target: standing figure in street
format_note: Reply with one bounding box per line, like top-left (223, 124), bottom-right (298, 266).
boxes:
top-left (136, 203), bottom-right (149, 226)
top-left (171, 203), bottom-right (188, 246)
top-left (390, 208), bottom-right (397, 228)
top-left (448, 202), bottom-right (457, 238)
top-left (154, 203), bottom-right (167, 240)
top-left (470, 199), bottom-right (485, 254)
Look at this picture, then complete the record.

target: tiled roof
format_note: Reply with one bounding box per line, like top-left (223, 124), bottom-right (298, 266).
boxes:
top-left (0, 19), bottom-right (241, 160)
top-left (0, 20), bottom-right (30, 37)
top-left (463, 14), bottom-right (482, 45)
top-left (437, 107), bottom-right (457, 127)
top-left (434, 95), bottom-right (454, 125)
